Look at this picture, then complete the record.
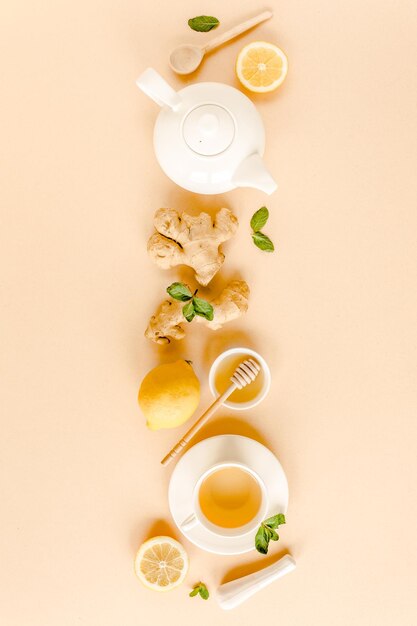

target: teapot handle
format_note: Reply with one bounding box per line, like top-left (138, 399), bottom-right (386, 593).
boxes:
top-left (136, 68), bottom-right (182, 110)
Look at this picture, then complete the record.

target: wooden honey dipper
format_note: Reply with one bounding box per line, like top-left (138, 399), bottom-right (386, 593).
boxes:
top-left (161, 359), bottom-right (261, 466)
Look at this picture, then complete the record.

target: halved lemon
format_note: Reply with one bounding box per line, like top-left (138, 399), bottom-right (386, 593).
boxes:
top-left (236, 41), bottom-right (288, 93)
top-left (134, 536), bottom-right (189, 592)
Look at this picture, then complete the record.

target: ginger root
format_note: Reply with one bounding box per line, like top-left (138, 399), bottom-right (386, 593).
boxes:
top-left (147, 208), bottom-right (238, 286)
top-left (145, 280), bottom-right (250, 344)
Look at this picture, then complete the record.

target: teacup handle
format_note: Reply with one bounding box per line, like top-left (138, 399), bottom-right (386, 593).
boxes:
top-left (180, 513), bottom-right (199, 532)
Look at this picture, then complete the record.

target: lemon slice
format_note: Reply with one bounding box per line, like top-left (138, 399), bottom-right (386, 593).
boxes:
top-left (134, 536), bottom-right (189, 592)
top-left (236, 41), bottom-right (288, 93)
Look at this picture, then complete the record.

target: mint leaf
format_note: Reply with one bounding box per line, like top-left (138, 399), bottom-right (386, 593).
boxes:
top-left (269, 528), bottom-right (279, 541)
top-left (264, 513), bottom-right (286, 528)
top-left (199, 583), bottom-right (209, 600)
top-left (189, 587), bottom-right (199, 597)
top-left (193, 296), bottom-right (214, 321)
top-left (188, 16), bottom-right (219, 32)
top-left (182, 300), bottom-right (196, 322)
top-left (255, 526), bottom-right (269, 554)
top-left (167, 282), bottom-right (193, 301)
top-left (250, 207), bottom-right (269, 232)
top-left (252, 232), bottom-right (274, 252)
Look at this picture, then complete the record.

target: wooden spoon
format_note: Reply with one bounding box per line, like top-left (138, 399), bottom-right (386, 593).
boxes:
top-left (169, 10), bottom-right (273, 75)
top-left (161, 359), bottom-right (261, 466)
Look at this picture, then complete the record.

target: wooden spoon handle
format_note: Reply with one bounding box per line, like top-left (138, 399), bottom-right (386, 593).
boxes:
top-left (203, 10), bottom-right (273, 54)
top-left (161, 383), bottom-right (236, 466)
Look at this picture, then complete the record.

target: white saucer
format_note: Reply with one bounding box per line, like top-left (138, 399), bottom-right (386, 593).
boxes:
top-left (168, 435), bottom-right (288, 555)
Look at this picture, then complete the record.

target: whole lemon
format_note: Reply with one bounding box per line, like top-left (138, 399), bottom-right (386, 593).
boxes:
top-left (138, 360), bottom-right (200, 430)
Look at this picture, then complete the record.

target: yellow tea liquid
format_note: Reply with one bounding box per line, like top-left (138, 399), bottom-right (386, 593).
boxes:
top-left (214, 354), bottom-right (264, 403)
top-left (198, 466), bottom-right (262, 528)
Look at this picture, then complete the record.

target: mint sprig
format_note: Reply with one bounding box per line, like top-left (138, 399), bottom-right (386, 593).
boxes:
top-left (250, 207), bottom-right (275, 252)
top-left (255, 513), bottom-right (286, 554)
top-left (166, 282), bottom-right (214, 323)
top-left (189, 582), bottom-right (209, 600)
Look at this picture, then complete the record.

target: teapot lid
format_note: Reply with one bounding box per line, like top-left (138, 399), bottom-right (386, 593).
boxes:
top-left (182, 105), bottom-right (235, 156)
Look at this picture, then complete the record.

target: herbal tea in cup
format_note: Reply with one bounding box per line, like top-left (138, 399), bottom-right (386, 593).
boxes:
top-left (180, 462), bottom-right (267, 537)
top-left (198, 465), bottom-right (262, 528)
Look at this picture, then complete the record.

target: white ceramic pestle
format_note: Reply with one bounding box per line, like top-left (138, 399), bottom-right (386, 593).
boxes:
top-left (216, 554), bottom-right (296, 610)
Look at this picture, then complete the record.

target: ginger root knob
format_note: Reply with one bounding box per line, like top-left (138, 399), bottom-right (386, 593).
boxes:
top-left (145, 280), bottom-right (250, 344)
top-left (147, 207), bottom-right (238, 286)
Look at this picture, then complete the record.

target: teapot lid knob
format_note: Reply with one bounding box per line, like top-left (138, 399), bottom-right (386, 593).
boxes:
top-left (182, 104), bottom-right (235, 156)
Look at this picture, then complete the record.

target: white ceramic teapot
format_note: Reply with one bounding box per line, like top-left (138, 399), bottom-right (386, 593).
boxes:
top-left (136, 68), bottom-right (277, 195)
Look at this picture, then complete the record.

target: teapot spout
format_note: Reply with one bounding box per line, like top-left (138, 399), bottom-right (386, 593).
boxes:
top-left (136, 67), bottom-right (182, 111)
top-left (232, 153), bottom-right (277, 195)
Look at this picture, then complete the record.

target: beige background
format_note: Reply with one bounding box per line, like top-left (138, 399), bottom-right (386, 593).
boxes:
top-left (1, 0), bottom-right (417, 624)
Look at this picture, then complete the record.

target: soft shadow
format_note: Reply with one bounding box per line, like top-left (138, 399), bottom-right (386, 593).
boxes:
top-left (191, 415), bottom-right (268, 447)
top-left (202, 328), bottom-right (257, 367)
top-left (173, 71), bottom-right (200, 84)
top-left (206, 266), bottom-right (247, 296)
top-left (151, 336), bottom-right (192, 365)
top-left (231, 63), bottom-right (291, 104)
top-left (237, 80), bottom-right (291, 104)
top-left (130, 518), bottom-right (179, 552)
top-left (220, 548), bottom-right (292, 585)
top-left (159, 189), bottom-right (234, 218)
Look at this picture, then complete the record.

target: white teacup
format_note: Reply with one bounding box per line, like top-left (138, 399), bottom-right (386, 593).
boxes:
top-left (180, 461), bottom-right (268, 538)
